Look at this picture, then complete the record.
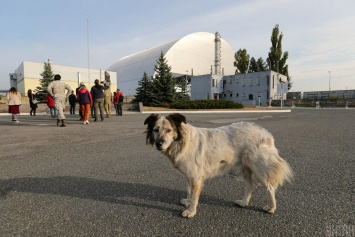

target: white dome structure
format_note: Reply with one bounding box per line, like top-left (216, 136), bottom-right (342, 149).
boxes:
top-left (107, 32), bottom-right (236, 96)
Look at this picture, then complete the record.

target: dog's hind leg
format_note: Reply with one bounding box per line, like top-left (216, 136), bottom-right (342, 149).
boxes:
top-left (263, 185), bottom-right (276, 214)
top-left (235, 167), bottom-right (253, 207)
top-left (180, 179), bottom-right (191, 208)
top-left (182, 179), bottom-right (204, 218)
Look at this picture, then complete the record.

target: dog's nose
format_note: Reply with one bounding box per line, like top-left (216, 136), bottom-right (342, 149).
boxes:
top-left (155, 140), bottom-right (163, 148)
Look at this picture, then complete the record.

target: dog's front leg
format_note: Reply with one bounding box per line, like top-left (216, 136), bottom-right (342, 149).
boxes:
top-left (182, 179), bottom-right (204, 218)
top-left (180, 178), bottom-right (191, 208)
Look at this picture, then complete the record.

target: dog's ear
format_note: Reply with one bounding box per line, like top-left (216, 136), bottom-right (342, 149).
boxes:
top-left (166, 113), bottom-right (186, 141)
top-left (166, 113), bottom-right (186, 127)
top-left (144, 114), bottom-right (161, 145)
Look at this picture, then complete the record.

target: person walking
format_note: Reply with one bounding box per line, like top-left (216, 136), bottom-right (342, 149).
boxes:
top-left (68, 90), bottom-right (76, 114)
top-left (113, 92), bottom-right (118, 115)
top-left (76, 83), bottom-right (93, 124)
top-left (103, 86), bottom-right (112, 118)
top-left (47, 74), bottom-right (72, 127)
top-left (76, 82), bottom-right (84, 120)
top-left (90, 79), bottom-right (107, 122)
top-left (46, 93), bottom-right (56, 118)
top-left (27, 89), bottom-right (38, 116)
top-left (7, 87), bottom-right (21, 123)
top-left (116, 88), bottom-right (124, 116)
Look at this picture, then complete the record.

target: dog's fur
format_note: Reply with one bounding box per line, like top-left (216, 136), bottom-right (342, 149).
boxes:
top-left (144, 113), bottom-right (293, 218)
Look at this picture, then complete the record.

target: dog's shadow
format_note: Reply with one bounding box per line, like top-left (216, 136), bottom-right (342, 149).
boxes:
top-left (0, 176), bottom-right (255, 215)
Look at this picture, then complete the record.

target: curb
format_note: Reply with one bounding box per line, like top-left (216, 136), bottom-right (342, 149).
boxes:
top-left (140, 109), bottom-right (292, 114)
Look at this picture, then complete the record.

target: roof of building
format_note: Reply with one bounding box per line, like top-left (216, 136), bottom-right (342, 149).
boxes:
top-left (107, 32), bottom-right (236, 95)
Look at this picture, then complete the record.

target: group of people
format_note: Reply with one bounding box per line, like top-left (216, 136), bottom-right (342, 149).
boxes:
top-left (6, 87), bottom-right (39, 122)
top-left (6, 74), bottom-right (124, 126)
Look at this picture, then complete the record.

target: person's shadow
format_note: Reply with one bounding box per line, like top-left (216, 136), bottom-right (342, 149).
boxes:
top-left (0, 176), bottom-right (243, 216)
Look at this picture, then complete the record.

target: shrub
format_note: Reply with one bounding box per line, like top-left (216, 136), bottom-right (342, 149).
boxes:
top-left (169, 100), bottom-right (243, 109)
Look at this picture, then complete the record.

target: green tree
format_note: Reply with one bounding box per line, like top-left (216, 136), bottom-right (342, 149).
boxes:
top-left (266, 24), bottom-right (292, 89)
top-left (175, 76), bottom-right (190, 101)
top-left (234, 48), bottom-right (250, 74)
top-left (133, 71), bottom-right (154, 106)
top-left (36, 62), bottom-right (54, 102)
top-left (248, 57), bottom-right (258, 73)
top-left (150, 52), bottom-right (176, 106)
top-left (257, 57), bottom-right (268, 71)
top-left (249, 57), bottom-right (269, 72)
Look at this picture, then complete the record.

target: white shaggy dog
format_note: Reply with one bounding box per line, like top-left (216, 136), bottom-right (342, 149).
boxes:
top-left (144, 113), bottom-right (293, 218)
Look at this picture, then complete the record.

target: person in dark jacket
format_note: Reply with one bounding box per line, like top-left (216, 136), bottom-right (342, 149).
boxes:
top-left (68, 90), bottom-right (77, 114)
top-left (77, 84), bottom-right (93, 124)
top-left (90, 79), bottom-right (107, 122)
top-left (28, 89), bottom-right (38, 116)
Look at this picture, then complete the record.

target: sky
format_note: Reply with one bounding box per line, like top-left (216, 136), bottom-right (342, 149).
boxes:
top-left (1, 0), bottom-right (354, 92)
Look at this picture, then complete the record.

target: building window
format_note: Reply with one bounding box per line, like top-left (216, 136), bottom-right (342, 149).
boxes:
top-left (230, 93), bottom-right (233, 97)
top-left (242, 79), bottom-right (246, 86)
top-left (207, 93), bottom-right (210, 100)
top-left (235, 78), bottom-right (239, 83)
top-left (242, 93), bottom-right (245, 97)
top-left (236, 93), bottom-right (239, 97)
top-left (223, 94), bottom-right (226, 97)
top-left (257, 77), bottom-right (260, 85)
top-left (229, 79), bottom-right (232, 84)
top-left (249, 78), bottom-right (253, 86)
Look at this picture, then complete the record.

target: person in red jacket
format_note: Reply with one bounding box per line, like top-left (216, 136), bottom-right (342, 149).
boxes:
top-left (46, 93), bottom-right (56, 118)
top-left (114, 89), bottom-right (124, 116)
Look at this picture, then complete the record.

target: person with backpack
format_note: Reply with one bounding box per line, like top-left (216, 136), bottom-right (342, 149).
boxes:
top-left (77, 83), bottom-right (93, 124)
top-left (47, 74), bottom-right (72, 127)
top-left (90, 79), bottom-right (108, 122)
top-left (115, 88), bottom-right (124, 116)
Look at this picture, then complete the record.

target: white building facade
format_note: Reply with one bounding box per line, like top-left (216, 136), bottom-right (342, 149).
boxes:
top-left (303, 90), bottom-right (355, 99)
top-left (9, 61), bottom-right (117, 95)
top-left (191, 71), bottom-right (288, 106)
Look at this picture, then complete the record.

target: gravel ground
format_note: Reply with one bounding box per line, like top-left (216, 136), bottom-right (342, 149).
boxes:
top-left (0, 109), bottom-right (354, 237)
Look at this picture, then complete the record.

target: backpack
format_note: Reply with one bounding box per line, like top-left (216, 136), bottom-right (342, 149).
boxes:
top-left (118, 95), bottom-right (124, 102)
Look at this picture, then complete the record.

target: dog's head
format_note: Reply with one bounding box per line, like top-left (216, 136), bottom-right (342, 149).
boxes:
top-left (144, 113), bottom-right (186, 151)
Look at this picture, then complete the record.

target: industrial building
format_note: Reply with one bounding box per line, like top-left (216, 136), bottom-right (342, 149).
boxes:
top-left (9, 60), bottom-right (117, 96)
top-left (191, 71), bottom-right (288, 106)
top-left (107, 32), bottom-right (236, 96)
top-left (303, 90), bottom-right (355, 99)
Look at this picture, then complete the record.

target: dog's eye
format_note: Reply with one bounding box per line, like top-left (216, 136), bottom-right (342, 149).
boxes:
top-left (153, 128), bottom-right (159, 132)
top-left (166, 129), bottom-right (171, 133)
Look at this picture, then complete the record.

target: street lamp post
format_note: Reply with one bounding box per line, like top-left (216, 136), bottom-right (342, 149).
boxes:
top-left (328, 71), bottom-right (331, 91)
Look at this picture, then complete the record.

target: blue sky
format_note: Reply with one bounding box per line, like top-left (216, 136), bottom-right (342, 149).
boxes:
top-left (1, 0), bottom-right (354, 92)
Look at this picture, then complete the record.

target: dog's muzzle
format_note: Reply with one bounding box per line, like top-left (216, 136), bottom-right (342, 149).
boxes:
top-left (155, 139), bottom-right (164, 151)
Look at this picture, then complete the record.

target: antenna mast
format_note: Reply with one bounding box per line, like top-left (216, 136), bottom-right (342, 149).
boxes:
top-left (87, 17), bottom-right (91, 84)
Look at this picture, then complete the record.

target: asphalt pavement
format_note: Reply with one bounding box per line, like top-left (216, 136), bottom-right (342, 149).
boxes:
top-left (0, 109), bottom-right (354, 237)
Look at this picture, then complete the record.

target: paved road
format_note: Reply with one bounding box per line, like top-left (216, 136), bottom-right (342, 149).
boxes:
top-left (0, 109), bottom-right (354, 237)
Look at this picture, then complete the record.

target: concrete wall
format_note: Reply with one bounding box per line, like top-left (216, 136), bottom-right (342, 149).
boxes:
top-left (191, 74), bottom-right (223, 100)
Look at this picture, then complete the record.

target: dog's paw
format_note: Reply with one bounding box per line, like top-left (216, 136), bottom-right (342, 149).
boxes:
top-left (235, 200), bottom-right (247, 207)
top-left (182, 209), bottom-right (196, 218)
top-left (263, 205), bottom-right (276, 214)
top-left (180, 199), bottom-right (190, 208)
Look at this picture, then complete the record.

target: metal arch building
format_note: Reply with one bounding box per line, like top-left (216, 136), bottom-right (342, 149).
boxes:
top-left (107, 32), bottom-right (236, 96)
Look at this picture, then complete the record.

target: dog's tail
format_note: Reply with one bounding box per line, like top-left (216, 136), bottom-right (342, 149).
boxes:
top-left (254, 147), bottom-right (293, 188)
